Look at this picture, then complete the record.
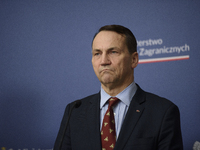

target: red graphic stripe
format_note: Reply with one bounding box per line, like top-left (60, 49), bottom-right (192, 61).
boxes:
top-left (139, 55), bottom-right (189, 64)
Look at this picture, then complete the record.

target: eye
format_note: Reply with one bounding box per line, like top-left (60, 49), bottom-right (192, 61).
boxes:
top-left (111, 51), bottom-right (118, 54)
top-left (93, 51), bottom-right (101, 56)
top-left (94, 52), bottom-right (100, 56)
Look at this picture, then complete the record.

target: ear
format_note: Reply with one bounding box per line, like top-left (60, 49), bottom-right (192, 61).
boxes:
top-left (131, 52), bottom-right (139, 69)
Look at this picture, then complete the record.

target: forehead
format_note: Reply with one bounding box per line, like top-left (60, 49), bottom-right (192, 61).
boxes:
top-left (92, 31), bottom-right (126, 49)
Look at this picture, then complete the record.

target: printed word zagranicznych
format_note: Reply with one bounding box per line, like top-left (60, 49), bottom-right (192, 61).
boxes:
top-left (139, 44), bottom-right (190, 57)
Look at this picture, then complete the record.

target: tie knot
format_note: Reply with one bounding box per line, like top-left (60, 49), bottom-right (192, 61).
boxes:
top-left (108, 97), bottom-right (119, 108)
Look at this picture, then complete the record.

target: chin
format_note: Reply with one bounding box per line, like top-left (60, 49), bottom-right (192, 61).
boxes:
top-left (100, 78), bottom-right (115, 85)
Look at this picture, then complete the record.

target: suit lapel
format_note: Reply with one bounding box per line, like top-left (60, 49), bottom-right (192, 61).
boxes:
top-left (114, 86), bottom-right (146, 150)
top-left (86, 93), bottom-right (102, 150)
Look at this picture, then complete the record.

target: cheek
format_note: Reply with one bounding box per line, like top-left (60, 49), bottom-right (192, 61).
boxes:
top-left (117, 61), bottom-right (131, 74)
top-left (92, 63), bottom-right (99, 74)
top-left (92, 59), bottom-right (99, 68)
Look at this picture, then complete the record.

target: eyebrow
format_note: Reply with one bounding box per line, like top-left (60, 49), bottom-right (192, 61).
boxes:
top-left (92, 49), bottom-right (101, 52)
top-left (92, 47), bottom-right (120, 51)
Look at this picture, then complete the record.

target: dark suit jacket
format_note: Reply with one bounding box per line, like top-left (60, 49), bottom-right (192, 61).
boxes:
top-left (54, 85), bottom-right (183, 150)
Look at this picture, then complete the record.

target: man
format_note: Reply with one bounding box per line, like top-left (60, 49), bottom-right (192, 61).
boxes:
top-left (54, 25), bottom-right (183, 150)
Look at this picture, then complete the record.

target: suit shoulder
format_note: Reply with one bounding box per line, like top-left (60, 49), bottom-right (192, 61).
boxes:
top-left (67, 93), bottom-right (99, 107)
top-left (80, 93), bottom-right (99, 100)
top-left (140, 91), bottom-right (180, 119)
top-left (136, 85), bottom-right (176, 107)
top-left (143, 91), bottom-right (178, 110)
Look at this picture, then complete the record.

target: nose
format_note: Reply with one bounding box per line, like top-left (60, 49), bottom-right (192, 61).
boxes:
top-left (100, 53), bottom-right (111, 66)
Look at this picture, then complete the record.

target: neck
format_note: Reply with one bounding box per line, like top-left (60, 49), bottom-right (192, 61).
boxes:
top-left (101, 79), bottom-right (134, 97)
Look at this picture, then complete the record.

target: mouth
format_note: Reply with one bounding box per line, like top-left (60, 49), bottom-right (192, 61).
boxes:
top-left (100, 69), bottom-right (112, 73)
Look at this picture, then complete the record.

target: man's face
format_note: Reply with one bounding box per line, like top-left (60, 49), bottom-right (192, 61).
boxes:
top-left (92, 31), bottom-right (138, 90)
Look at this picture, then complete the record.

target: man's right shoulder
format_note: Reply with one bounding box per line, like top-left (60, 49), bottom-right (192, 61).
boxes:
top-left (81, 93), bottom-right (100, 101)
top-left (68, 92), bottom-right (100, 107)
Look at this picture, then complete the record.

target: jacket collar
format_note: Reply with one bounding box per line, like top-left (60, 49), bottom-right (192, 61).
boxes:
top-left (114, 84), bottom-right (146, 150)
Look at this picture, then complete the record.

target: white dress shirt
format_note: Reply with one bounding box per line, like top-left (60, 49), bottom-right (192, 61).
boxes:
top-left (100, 82), bottom-right (137, 138)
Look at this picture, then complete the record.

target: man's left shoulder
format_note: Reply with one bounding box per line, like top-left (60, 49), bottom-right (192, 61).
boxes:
top-left (144, 91), bottom-right (178, 110)
top-left (136, 84), bottom-right (176, 107)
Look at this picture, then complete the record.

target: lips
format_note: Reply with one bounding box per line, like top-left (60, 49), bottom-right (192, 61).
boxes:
top-left (100, 68), bottom-right (112, 73)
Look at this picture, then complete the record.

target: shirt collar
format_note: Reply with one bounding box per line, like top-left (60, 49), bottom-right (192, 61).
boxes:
top-left (100, 81), bottom-right (137, 109)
